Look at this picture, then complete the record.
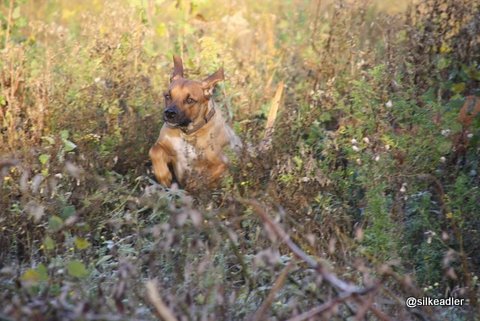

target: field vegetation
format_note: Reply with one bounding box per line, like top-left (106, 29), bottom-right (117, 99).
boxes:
top-left (0, 0), bottom-right (479, 320)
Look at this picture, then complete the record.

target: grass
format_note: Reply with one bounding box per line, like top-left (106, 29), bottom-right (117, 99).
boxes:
top-left (0, 0), bottom-right (479, 320)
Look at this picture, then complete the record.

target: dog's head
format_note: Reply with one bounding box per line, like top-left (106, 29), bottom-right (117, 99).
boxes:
top-left (163, 56), bottom-right (224, 127)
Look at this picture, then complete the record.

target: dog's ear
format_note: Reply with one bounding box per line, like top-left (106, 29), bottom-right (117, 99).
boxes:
top-left (201, 68), bottom-right (224, 98)
top-left (171, 55), bottom-right (184, 81)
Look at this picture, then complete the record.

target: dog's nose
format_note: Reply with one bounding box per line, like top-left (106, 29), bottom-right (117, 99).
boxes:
top-left (164, 108), bottom-right (177, 119)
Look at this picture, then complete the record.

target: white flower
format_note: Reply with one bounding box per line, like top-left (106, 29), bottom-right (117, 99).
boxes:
top-left (467, 133), bottom-right (473, 139)
top-left (356, 158), bottom-right (362, 165)
top-left (374, 155), bottom-right (380, 162)
top-left (363, 137), bottom-right (370, 144)
top-left (441, 129), bottom-right (451, 137)
top-left (385, 145), bottom-right (391, 151)
top-left (440, 156), bottom-right (446, 163)
top-left (385, 100), bottom-right (393, 108)
top-left (400, 183), bottom-right (407, 193)
top-left (351, 138), bottom-right (358, 144)
top-left (352, 145), bottom-right (360, 152)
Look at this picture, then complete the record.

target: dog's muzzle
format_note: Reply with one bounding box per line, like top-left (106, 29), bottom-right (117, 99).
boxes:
top-left (164, 107), bottom-right (177, 121)
top-left (163, 106), bottom-right (191, 127)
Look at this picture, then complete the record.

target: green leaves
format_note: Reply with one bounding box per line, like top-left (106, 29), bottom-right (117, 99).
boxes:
top-left (12, 7), bottom-right (21, 20)
top-left (39, 154), bottom-right (50, 165)
top-left (60, 130), bottom-right (77, 152)
top-left (74, 237), bottom-right (91, 250)
top-left (48, 215), bottom-right (63, 232)
top-left (61, 205), bottom-right (76, 219)
top-left (437, 140), bottom-right (452, 154)
top-left (21, 264), bottom-right (48, 285)
top-left (36, 131), bottom-right (77, 176)
top-left (67, 260), bottom-right (88, 278)
top-left (43, 236), bottom-right (55, 250)
top-left (450, 82), bottom-right (466, 95)
top-left (437, 56), bottom-right (450, 70)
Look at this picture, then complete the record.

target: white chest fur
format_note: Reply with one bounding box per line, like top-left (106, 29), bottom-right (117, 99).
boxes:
top-left (169, 136), bottom-right (199, 179)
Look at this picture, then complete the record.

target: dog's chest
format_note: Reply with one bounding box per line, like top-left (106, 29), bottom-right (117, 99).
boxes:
top-left (170, 136), bottom-right (200, 164)
top-left (169, 135), bottom-right (215, 183)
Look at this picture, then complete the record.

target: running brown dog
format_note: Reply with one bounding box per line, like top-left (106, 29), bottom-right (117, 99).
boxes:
top-left (149, 56), bottom-right (241, 190)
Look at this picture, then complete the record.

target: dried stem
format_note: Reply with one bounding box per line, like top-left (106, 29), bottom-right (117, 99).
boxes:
top-left (285, 292), bottom-right (353, 321)
top-left (251, 261), bottom-right (293, 321)
top-left (4, 0), bottom-right (14, 48)
top-left (145, 280), bottom-right (178, 321)
top-left (239, 198), bottom-right (393, 321)
top-left (240, 198), bottom-right (372, 294)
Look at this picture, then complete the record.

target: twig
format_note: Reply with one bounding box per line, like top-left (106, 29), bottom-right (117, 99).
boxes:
top-left (354, 296), bottom-right (393, 321)
top-left (145, 279), bottom-right (178, 321)
top-left (251, 261), bottom-right (293, 321)
top-left (221, 84), bottom-right (234, 122)
top-left (259, 81), bottom-right (285, 152)
top-left (4, 0), bottom-right (14, 48)
top-left (286, 291), bottom-right (353, 321)
top-left (310, 0), bottom-right (323, 55)
top-left (354, 291), bottom-right (375, 320)
top-left (264, 81), bottom-right (284, 139)
top-left (240, 198), bottom-right (371, 294)
top-left (239, 198), bottom-right (395, 321)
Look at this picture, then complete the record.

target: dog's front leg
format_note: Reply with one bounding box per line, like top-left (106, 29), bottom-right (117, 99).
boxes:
top-left (149, 143), bottom-right (173, 187)
top-left (207, 159), bottom-right (227, 187)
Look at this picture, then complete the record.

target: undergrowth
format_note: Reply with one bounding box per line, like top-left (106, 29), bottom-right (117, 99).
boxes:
top-left (0, 0), bottom-right (479, 320)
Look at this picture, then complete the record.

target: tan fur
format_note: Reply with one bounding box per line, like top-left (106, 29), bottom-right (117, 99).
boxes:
top-left (149, 57), bottom-right (241, 190)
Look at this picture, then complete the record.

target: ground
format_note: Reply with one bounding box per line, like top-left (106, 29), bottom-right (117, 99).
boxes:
top-left (0, 0), bottom-right (479, 320)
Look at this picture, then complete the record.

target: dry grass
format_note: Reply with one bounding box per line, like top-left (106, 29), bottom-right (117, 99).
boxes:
top-left (0, 0), bottom-right (479, 320)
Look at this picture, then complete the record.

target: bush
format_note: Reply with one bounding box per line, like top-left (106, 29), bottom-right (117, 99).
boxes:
top-left (1, 0), bottom-right (479, 320)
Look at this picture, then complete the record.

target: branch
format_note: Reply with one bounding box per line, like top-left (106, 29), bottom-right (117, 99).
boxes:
top-left (239, 198), bottom-right (394, 321)
top-left (240, 198), bottom-right (372, 294)
top-left (285, 292), bottom-right (353, 321)
top-left (251, 261), bottom-right (293, 321)
top-left (145, 280), bottom-right (178, 321)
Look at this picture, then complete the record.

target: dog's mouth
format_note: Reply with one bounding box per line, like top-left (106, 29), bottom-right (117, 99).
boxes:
top-left (164, 115), bottom-right (191, 128)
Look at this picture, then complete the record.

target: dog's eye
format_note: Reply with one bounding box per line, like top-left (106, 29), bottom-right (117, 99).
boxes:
top-left (164, 94), bottom-right (171, 100)
top-left (186, 97), bottom-right (196, 104)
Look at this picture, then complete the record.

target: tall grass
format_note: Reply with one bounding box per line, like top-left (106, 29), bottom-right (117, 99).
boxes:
top-left (1, 0), bottom-right (479, 320)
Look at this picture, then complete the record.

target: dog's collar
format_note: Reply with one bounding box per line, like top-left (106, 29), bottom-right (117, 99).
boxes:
top-left (179, 106), bottom-right (216, 135)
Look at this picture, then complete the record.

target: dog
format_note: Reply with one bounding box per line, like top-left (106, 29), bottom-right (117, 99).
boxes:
top-left (149, 56), bottom-right (242, 191)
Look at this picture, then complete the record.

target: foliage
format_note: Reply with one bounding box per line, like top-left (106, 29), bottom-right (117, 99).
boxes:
top-left (0, 0), bottom-right (479, 320)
